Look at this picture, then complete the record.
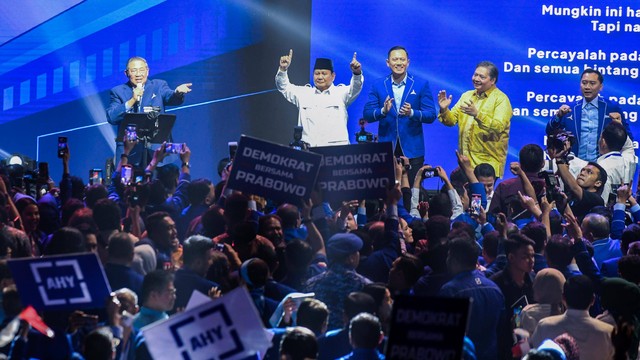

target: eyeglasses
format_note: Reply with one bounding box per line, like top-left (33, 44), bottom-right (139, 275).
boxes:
top-left (127, 67), bottom-right (147, 75)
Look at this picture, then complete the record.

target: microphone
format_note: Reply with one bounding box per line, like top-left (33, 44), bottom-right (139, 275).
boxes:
top-left (136, 83), bottom-right (143, 103)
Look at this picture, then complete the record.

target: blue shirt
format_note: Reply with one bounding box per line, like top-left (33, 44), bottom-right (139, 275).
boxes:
top-left (338, 348), bottom-right (385, 360)
top-left (579, 99), bottom-right (599, 161)
top-left (439, 270), bottom-right (505, 360)
top-left (133, 306), bottom-right (168, 330)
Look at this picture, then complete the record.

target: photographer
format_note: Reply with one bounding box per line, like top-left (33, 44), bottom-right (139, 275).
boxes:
top-left (544, 130), bottom-right (587, 181)
top-left (552, 150), bottom-right (606, 222)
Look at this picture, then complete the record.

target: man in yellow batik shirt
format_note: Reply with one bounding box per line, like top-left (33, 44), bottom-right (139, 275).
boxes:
top-left (438, 61), bottom-right (512, 178)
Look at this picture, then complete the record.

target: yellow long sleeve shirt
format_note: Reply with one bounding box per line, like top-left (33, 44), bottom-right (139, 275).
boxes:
top-left (438, 86), bottom-right (512, 177)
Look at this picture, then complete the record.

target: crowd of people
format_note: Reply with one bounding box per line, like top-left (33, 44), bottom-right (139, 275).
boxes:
top-left (0, 49), bottom-right (638, 360)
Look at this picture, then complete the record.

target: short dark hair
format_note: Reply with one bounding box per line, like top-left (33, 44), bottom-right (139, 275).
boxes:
top-left (296, 299), bottom-right (329, 335)
top-left (563, 275), bottom-right (594, 310)
top-left (426, 215), bottom-right (451, 244)
top-left (44, 227), bottom-right (86, 256)
top-left (201, 205), bottom-right (226, 238)
top-left (387, 45), bottom-right (408, 58)
top-left (182, 235), bottom-right (214, 266)
top-left (344, 292), bottom-right (376, 320)
top-left (140, 270), bottom-right (174, 305)
top-left (521, 222), bottom-right (547, 253)
top-left (601, 122), bottom-right (627, 152)
top-left (187, 179), bottom-right (213, 205)
top-left (447, 236), bottom-right (480, 270)
top-left (285, 239), bottom-right (315, 270)
top-left (145, 211), bottom-right (171, 240)
top-left (618, 255), bottom-right (640, 284)
top-left (504, 233), bottom-right (536, 256)
top-left (362, 283), bottom-right (388, 311)
top-left (156, 164), bottom-right (179, 191)
top-left (582, 68), bottom-right (603, 83)
top-left (476, 61), bottom-right (499, 83)
top-left (224, 193), bottom-right (249, 223)
top-left (276, 204), bottom-right (300, 229)
top-left (279, 327), bottom-right (318, 360)
top-left (428, 193), bottom-right (453, 219)
top-left (545, 235), bottom-right (573, 269)
top-left (85, 184), bottom-right (108, 209)
top-left (519, 144), bottom-right (544, 173)
top-left (586, 162), bottom-right (608, 192)
top-left (482, 231), bottom-right (500, 259)
top-left (349, 313), bottom-right (381, 349)
top-left (392, 254), bottom-right (423, 287)
top-left (107, 232), bottom-right (135, 262)
top-left (92, 199), bottom-right (122, 232)
top-left (83, 327), bottom-right (114, 360)
top-left (621, 224), bottom-right (640, 254)
top-left (474, 163), bottom-right (496, 179)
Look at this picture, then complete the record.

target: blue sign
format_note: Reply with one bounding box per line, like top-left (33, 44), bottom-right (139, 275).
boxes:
top-left (8, 253), bottom-right (112, 311)
top-left (226, 135), bottom-right (322, 205)
top-left (312, 142), bottom-right (395, 202)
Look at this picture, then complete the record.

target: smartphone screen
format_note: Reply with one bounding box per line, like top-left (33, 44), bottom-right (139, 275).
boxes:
top-left (164, 143), bottom-right (183, 154)
top-left (121, 165), bottom-right (133, 185)
top-left (470, 194), bottom-right (481, 216)
top-left (89, 169), bottom-right (103, 185)
top-left (57, 137), bottom-right (68, 158)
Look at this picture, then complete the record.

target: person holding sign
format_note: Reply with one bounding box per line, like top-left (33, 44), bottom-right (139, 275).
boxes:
top-left (438, 61), bottom-right (513, 178)
top-left (276, 49), bottom-right (364, 147)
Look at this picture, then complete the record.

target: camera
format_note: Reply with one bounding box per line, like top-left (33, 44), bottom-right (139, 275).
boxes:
top-left (121, 165), bottom-right (133, 185)
top-left (422, 167), bottom-right (439, 178)
top-left (289, 126), bottom-right (310, 151)
top-left (125, 125), bottom-right (138, 142)
top-left (538, 170), bottom-right (562, 203)
top-left (546, 130), bottom-right (575, 152)
top-left (127, 186), bottom-right (140, 207)
top-left (89, 169), bottom-right (103, 185)
top-left (214, 243), bottom-right (225, 252)
top-left (355, 118), bottom-right (376, 143)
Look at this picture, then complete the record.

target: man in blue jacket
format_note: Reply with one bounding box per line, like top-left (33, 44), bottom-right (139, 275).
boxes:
top-left (363, 46), bottom-right (437, 181)
top-left (546, 68), bottom-right (633, 162)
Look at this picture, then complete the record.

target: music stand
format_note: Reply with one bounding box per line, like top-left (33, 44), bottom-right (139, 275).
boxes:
top-left (117, 113), bottom-right (177, 167)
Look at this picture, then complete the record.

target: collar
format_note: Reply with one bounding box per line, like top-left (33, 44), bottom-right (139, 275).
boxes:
top-left (592, 237), bottom-right (611, 244)
top-left (391, 73), bottom-right (408, 86)
top-left (139, 306), bottom-right (167, 318)
top-left (582, 97), bottom-right (599, 109)
top-left (314, 84), bottom-right (334, 94)
top-left (597, 151), bottom-right (622, 161)
top-left (474, 85), bottom-right (496, 99)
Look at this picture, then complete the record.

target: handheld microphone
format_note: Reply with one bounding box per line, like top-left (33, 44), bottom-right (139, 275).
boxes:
top-left (136, 83), bottom-right (143, 103)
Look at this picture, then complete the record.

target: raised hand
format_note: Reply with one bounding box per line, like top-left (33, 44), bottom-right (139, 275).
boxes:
top-left (350, 52), bottom-right (362, 75)
top-left (460, 99), bottom-right (478, 117)
top-left (556, 104), bottom-right (571, 118)
top-left (510, 162), bottom-right (523, 176)
top-left (399, 102), bottom-right (412, 117)
top-left (176, 83), bottom-right (192, 94)
top-left (383, 96), bottom-right (394, 115)
top-left (280, 49), bottom-right (293, 71)
top-left (437, 90), bottom-right (452, 110)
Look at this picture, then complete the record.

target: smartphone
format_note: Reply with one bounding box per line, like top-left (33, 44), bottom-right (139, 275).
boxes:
top-left (165, 143), bottom-right (184, 154)
top-left (228, 141), bottom-right (238, 160)
top-left (125, 125), bottom-right (138, 142)
top-left (214, 243), bottom-right (225, 252)
top-left (38, 162), bottom-right (49, 181)
top-left (89, 169), bottom-right (103, 185)
top-left (57, 137), bottom-right (68, 158)
top-left (470, 194), bottom-right (481, 216)
top-left (121, 165), bottom-right (133, 185)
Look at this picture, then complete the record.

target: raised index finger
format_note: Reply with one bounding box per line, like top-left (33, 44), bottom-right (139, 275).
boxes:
top-left (352, 52), bottom-right (357, 60)
top-left (289, 49), bottom-right (293, 58)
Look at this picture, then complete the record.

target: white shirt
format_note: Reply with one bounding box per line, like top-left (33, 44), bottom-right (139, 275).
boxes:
top-left (276, 69), bottom-right (363, 147)
top-left (597, 150), bottom-right (633, 202)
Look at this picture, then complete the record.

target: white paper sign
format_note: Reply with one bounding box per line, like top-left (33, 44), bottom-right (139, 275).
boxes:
top-left (142, 287), bottom-right (272, 360)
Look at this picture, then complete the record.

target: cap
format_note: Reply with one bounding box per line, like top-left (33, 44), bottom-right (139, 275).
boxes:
top-left (326, 233), bottom-right (362, 259)
top-left (313, 58), bottom-right (334, 72)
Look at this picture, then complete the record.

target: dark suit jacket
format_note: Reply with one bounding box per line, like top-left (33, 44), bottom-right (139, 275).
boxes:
top-left (363, 73), bottom-right (436, 158)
